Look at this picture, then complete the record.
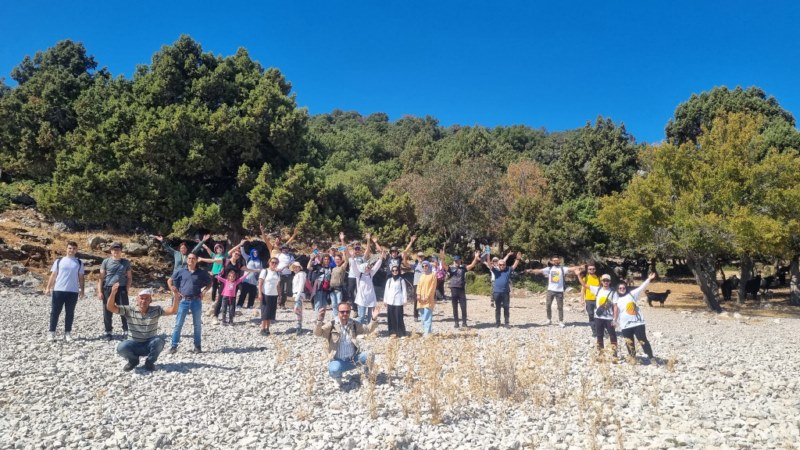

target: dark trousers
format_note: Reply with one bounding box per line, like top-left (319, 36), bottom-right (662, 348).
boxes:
top-left (412, 284), bottom-right (419, 319)
top-left (280, 274), bottom-right (294, 307)
top-left (386, 304), bottom-right (406, 337)
top-left (237, 283), bottom-right (258, 308)
top-left (546, 290), bottom-right (564, 321)
top-left (493, 291), bottom-right (510, 325)
top-left (220, 295), bottom-right (236, 323)
top-left (346, 277), bottom-right (357, 305)
top-left (621, 325), bottom-right (653, 358)
top-left (595, 319), bottom-right (617, 350)
top-left (117, 336), bottom-right (165, 365)
top-left (102, 285), bottom-right (129, 333)
top-left (436, 279), bottom-right (445, 300)
top-left (585, 300), bottom-right (596, 336)
top-left (211, 276), bottom-right (222, 303)
top-left (50, 291), bottom-right (79, 332)
top-left (451, 288), bottom-right (467, 324)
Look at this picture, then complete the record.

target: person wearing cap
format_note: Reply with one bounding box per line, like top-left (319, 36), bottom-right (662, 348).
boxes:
top-left (526, 256), bottom-right (580, 327)
top-left (106, 285), bottom-right (180, 371)
top-left (440, 247), bottom-right (481, 329)
top-left (345, 233), bottom-right (372, 315)
top-left (154, 234), bottom-right (208, 276)
top-left (416, 259), bottom-right (438, 335)
top-left (580, 263), bottom-right (601, 337)
top-left (166, 253), bottom-right (213, 354)
top-left (484, 252), bottom-right (522, 327)
top-left (384, 236), bottom-right (414, 275)
top-left (290, 261), bottom-right (307, 335)
top-left (575, 270), bottom-right (618, 357)
top-left (97, 242), bottom-right (132, 340)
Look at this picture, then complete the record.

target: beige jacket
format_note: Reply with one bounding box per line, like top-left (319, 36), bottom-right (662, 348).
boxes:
top-left (314, 319), bottom-right (378, 361)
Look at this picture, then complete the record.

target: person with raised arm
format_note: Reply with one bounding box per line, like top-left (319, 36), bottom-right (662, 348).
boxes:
top-left (440, 246), bottom-right (481, 329)
top-left (575, 269), bottom-right (618, 357)
top-left (351, 245), bottom-right (385, 325)
top-left (329, 252), bottom-right (349, 319)
top-left (154, 234), bottom-right (208, 276)
top-left (613, 272), bottom-right (658, 361)
top-left (525, 255), bottom-right (580, 327)
top-left (416, 259), bottom-right (437, 336)
top-left (257, 256), bottom-right (282, 336)
top-left (484, 251), bottom-right (522, 327)
top-left (261, 224), bottom-right (298, 259)
top-left (200, 239), bottom-right (246, 322)
top-left (237, 240), bottom-right (264, 310)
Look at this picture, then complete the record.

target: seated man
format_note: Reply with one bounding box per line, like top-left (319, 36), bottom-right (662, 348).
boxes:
top-left (313, 302), bottom-right (380, 386)
top-left (106, 285), bottom-right (179, 371)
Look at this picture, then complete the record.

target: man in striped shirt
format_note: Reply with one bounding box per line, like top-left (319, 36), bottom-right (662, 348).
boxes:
top-left (106, 285), bottom-right (179, 371)
top-left (314, 302), bottom-right (380, 386)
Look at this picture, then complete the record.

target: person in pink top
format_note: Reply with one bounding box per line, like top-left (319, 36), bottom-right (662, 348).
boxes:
top-left (215, 269), bottom-right (249, 325)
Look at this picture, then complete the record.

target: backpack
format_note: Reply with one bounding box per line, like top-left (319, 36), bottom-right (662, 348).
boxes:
top-left (56, 257), bottom-right (83, 272)
top-left (304, 278), bottom-right (313, 296)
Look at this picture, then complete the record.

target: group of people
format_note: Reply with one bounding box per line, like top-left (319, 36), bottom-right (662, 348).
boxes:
top-left (44, 233), bottom-right (659, 381)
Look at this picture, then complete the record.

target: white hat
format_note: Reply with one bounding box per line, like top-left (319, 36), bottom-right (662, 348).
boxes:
top-left (138, 288), bottom-right (154, 297)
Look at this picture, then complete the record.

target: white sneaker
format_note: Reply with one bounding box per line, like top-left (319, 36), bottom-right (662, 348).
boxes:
top-left (558, 321), bottom-right (566, 328)
top-left (46, 332), bottom-right (55, 342)
top-left (64, 333), bottom-right (73, 342)
top-left (543, 320), bottom-right (552, 325)
top-left (122, 331), bottom-right (129, 340)
top-left (212, 318), bottom-right (220, 325)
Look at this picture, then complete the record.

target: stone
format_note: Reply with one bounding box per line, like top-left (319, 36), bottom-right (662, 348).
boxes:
top-left (123, 242), bottom-right (149, 257)
top-left (87, 236), bottom-right (110, 250)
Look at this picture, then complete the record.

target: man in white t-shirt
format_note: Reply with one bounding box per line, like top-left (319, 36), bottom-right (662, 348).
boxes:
top-left (526, 255), bottom-right (578, 327)
top-left (44, 241), bottom-right (85, 342)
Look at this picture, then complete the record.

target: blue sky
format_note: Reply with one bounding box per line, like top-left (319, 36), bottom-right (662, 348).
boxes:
top-left (2, 0), bottom-right (799, 143)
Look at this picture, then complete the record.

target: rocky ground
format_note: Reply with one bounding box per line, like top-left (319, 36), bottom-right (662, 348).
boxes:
top-left (1, 283), bottom-right (799, 450)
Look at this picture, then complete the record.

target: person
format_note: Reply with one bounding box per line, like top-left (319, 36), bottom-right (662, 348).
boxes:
top-left (383, 265), bottom-right (408, 337)
top-left (314, 302), bottom-right (379, 387)
top-left (575, 271), bottom-right (618, 356)
top-left (580, 263), bottom-right (601, 337)
top-left (440, 247), bottom-right (481, 329)
top-left (257, 257), bottom-right (282, 336)
top-left (200, 239), bottom-right (246, 321)
top-left (290, 261), bottom-right (307, 335)
top-left (489, 256), bottom-right (500, 308)
top-left (416, 260), bottom-right (438, 336)
top-left (106, 286), bottom-right (179, 371)
top-left (346, 233), bottom-right (371, 315)
top-left (614, 272), bottom-right (657, 361)
top-left (485, 252), bottom-right (521, 327)
top-left (262, 224), bottom-right (298, 259)
top-left (44, 241), bottom-right (85, 342)
top-left (276, 244), bottom-right (295, 309)
top-left (200, 241), bottom-right (228, 306)
top-left (433, 256), bottom-right (447, 301)
top-left (329, 253), bottom-right (349, 319)
top-left (155, 234), bottom-right (207, 276)
top-left (214, 269), bottom-right (249, 325)
top-left (166, 253), bottom-right (212, 354)
top-left (97, 242), bottom-right (132, 340)
top-left (238, 243), bottom-right (263, 309)
top-left (352, 247), bottom-right (385, 325)
top-left (526, 256), bottom-right (579, 327)
top-left (308, 253), bottom-right (333, 321)
top-left (403, 244), bottom-right (426, 321)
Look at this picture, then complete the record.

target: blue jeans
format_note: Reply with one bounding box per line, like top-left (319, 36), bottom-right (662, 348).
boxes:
top-left (330, 290), bottom-right (342, 317)
top-left (420, 307), bottom-right (433, 334)
top-left (117, 336), bottom-right (165, 365)
top-left (357, 305), bottom-right (373, 325)
top-left (328, 351), bottom-right (368, 379)
top-left (171, 299), bottom-right (202, 348)
top-left (313, 291), bottom-right (328, 312)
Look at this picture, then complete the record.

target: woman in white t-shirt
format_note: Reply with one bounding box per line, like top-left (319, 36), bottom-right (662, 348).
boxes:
top-left (257, 257), bottom-right (282, 336)
top-left (575, 270), bottom-right (618, 356)
top-left (613, 272), bottom-right (656, 360)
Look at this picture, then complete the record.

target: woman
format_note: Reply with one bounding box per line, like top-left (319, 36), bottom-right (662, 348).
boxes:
top-left (308, 254), bottom-right (333, 321)
top-left (238, 244), bottom-right (263, 310)
top-left (613, 272), bottom-right (657, 360)
top-left (200, 239), bottom-right (245, 321)
top-left (329, 254), bottom-right (349, 320)
top-left (416, 261), bottom-right (437, 336)
top-left (257, 257), bottom-right (282, 336)
top-left (575, 269), bottom-right (618, 356)
top-left (383, 265), bottom-right (407, 337)
top-left (352, 247), bottom-right (385, 325)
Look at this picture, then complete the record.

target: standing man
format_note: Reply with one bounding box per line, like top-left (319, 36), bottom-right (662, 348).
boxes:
top-left (167, 253), bottom-right (212, 354)
top-left (314, 302), bottom-right (379, 387)
top-left (580, 263), bottom-right (601, 336)
top-left (441, 248), bottom-right (481, 329)
top-left (484, 252), bottom-right (521, 327)
top-left (97, 242), bottom-right (132, 340)
top-left (155, 234), bottom-right (208, 276)
top-left (345, 233), bottom-right (371, 316)
top-left (45, 240), bottom-right (85, 342)
top-left (276, 244), bottom-right (295, 309)
top-left (526, 256), bottom-right (579, 327)
top-left (106, 286), bottom-right (179, 371)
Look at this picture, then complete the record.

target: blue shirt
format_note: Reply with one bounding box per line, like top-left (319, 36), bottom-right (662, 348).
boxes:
top-left (172, 268), bottom-right (212, 298)
top-left (490, 267), bottom-right (513, 293)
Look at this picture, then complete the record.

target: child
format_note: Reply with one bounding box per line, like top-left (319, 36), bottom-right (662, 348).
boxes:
top-left (290, 262), bottom-right (307, 335)
top-left (215, 269), bottom-right (248, 325)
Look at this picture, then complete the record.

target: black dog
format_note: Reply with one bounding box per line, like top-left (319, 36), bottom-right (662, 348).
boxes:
top-left (645, 290), bottom-right (671, 307)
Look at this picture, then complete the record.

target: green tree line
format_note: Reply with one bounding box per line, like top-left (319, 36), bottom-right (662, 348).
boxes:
top-left (2, 36), bottom-right (800, 310)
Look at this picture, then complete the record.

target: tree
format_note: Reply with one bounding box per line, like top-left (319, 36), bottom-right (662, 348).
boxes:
top-left (359, 189), bottom-right (417, 246)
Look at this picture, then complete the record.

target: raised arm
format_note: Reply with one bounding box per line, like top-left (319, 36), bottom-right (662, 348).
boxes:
top-left (402, 235), bottom-right (416, 259)
top-left (105, 283), bottom-right (120, 314)
top-left (156, 235), bottom-right (177, 256)
top-left (260, 224), bottom-right (274, 254)
top-left (503, 251), bottom-right (514, 263)
top-left (371, 236), bottom-right (382, 253)
top-left (364, 233), bottom-right (373, 258)
top-left (511, 252), bottom-right (522, 270)
top-left (284, 227), bottom-right (299, 246)
top-left (369, 251), bottom-right (385, 275)
top-left (191, 234), bottom-right (209, 255)
top-left (466, 251), bottom-right (481, 271)
top-left (574, 267), bottom-right (588, 289)
top-left (630, 272), bottom-right (656, 299)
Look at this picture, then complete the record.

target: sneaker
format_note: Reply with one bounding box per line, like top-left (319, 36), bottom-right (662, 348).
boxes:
top-left (121, 331), bottom-right (129, 340)
top-left (123, 361), bottom-right (138, 371)
top-left (46, 332), bottom-right (55, 342)
top-left (64, 333), bottom-right (73, 342)
top-left (496, 322), bottom-right (501, 328)
top-left (543, 320), bottom-right (552, 326)
top-left (296, 328), bottom-right (303, 336)
top-left (260, 329), bottom-right (268, 336)
top-left (212, 318), bottom-right (220, 325)
top-left (105, 333), bottom-right (113, 341)
top-left (559, 321), bottom-right (566, 328)
top-left (144, 360), bottom-right (156, 371)
top-left (462, 321), bottom-right (467, 328)
top-left (192, 346), bottom-right (202, 353)
top-left (454, 322), bottom-right (460, 329)
top-left (167, 346), bottom-right (177, 354)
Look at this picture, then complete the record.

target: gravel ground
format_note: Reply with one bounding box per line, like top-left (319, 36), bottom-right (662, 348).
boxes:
top-left (1, 285), bottom-right (799, 450)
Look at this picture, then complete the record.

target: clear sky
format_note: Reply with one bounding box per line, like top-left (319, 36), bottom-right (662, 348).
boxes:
top-left (2, 0), bottom-right (799, 143)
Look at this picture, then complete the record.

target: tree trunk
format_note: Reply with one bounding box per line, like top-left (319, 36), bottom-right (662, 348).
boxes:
top-left (687, 254), bottom-right (722, 312)
top-left (790, 255), bottom-right (800, 306)
top-left (738, 255), bottom-right (753, 304)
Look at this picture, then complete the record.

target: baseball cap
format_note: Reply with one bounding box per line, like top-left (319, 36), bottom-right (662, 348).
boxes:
top-left (601, 274), bottom-right (612, 281)
top-left (453, 255), bottom-right (462, 261)
top-left (110, 242), bottom-right (123, 250)
top-left (138, 288), bottom-right (154, 297)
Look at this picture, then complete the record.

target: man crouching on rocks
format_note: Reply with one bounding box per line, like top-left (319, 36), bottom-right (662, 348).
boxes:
top-left (314, 302), bottom-right (380, 387)
top-left (106, 285), bottom-right (179, 371)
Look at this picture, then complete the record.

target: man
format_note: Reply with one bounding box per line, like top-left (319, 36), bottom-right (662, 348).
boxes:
top-left (44, 241), bottom-right (85, 342)
top-left (526, 256), bottom-right (579, 327)
top-left (484, 251), bottom-right (521, 327)
top-left (346, 233), bottom-right (371, 316)
top-left (262, 224), bottom-right (298, 259)
top-left (276, 244), bottom-right (295, 309)
top-left (580, 263), bottom-right (601, 337)
top-left (441, 248), bottom-right (481, 329)
top-left (314, 302), bottom-right (379, 387)
top-left (106, 286), bottom-right (179, 371)
top-left (155, 234), bottom-right (208, 276)
top-left (167, 253), bottom-right (212, 353)
top-left (97, 242), bottom-right (132, 340)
